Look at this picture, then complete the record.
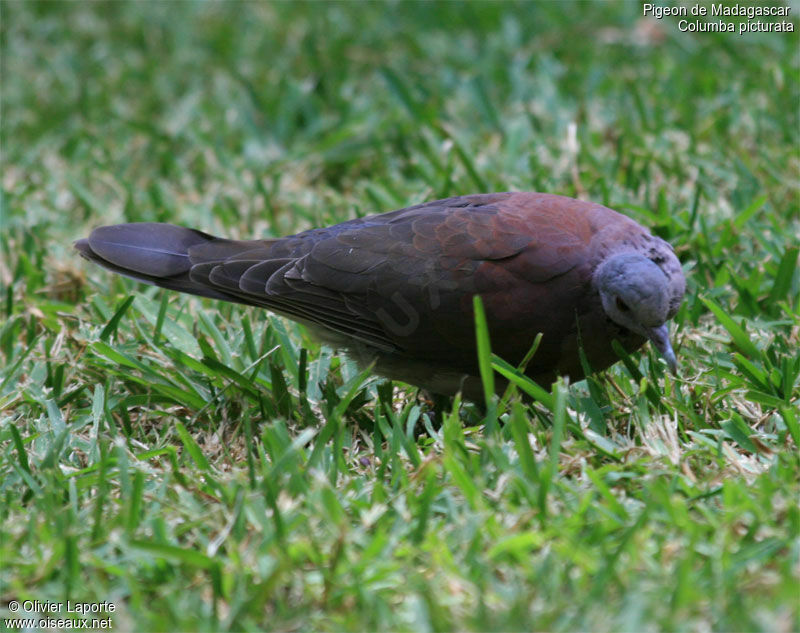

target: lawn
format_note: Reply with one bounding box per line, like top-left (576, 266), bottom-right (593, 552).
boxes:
top-left (1, 2), bottom-right (798, 632)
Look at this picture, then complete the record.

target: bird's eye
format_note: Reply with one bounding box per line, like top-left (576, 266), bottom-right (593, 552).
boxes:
top-left (616, 297), bottom-right (630, 312)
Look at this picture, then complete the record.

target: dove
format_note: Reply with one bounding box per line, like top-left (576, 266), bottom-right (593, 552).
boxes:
top-left (75, 192), bottom-right (685, 398)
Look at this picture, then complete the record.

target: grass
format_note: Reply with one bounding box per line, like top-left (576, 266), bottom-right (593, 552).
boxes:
top-left (1, 2), bottom-right (799, 631)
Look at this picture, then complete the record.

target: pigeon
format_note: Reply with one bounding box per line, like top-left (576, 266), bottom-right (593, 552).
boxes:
top-left (75, 192), bottom-right (685, 398)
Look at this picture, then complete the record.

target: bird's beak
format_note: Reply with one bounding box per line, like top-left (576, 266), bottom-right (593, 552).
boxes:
top-left (646, 324), bottom-right (677, 374)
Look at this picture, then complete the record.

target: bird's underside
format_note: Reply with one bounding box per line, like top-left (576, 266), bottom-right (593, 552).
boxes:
top-left (76, 192), bottom-right (681, 397)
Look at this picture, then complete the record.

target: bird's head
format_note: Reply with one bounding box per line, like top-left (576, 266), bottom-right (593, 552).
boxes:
top-left (594, 252), bottom-right (681, 372)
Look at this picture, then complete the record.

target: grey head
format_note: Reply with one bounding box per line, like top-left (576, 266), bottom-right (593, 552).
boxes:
top-left (594, 252), bottom-right (684, 372)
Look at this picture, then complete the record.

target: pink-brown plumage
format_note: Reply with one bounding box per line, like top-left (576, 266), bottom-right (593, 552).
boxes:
top-left (76, 192), bottom-right (685, 398)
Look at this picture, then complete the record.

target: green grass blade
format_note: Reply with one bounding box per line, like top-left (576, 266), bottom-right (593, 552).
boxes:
top-left (700, 296), bottom-right (760, 358)
top-left (175, 421), bottom-right (211, 471)
top-left (472, 295), bottom-right (495, 410)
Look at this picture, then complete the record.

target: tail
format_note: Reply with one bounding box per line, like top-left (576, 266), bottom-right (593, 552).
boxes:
top-left (75, 223), bottom-right (270, 305)
top-left (76, 222), bottom-right (399, 352)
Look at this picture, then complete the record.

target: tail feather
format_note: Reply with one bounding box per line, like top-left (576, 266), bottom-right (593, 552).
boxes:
top-left (75, 223), bottom-right (254, 304)
top-left (87, 223), bottom-right (214, 276)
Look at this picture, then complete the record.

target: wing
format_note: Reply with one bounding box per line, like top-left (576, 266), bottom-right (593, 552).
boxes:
top-left (275, 194), bottom-right (586, 359)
